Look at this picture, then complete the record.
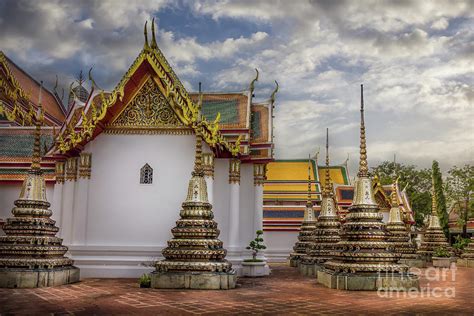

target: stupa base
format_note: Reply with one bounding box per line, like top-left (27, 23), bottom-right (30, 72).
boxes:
top-left (399, 258), bottom-right (426, 268)
top-left (0, 266), bottom-right (80, 288)
top-left (317, 269), bottom-right (419, 291)
top-left (151, 270), bottom-right (237, 290)
top-left (457, 258), bottom-right (474, 268)
top-left (299, 262), bottom-right (324, 277)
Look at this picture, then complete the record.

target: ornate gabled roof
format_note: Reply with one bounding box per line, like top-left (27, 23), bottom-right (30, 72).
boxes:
top-left (0, 52), bottom-right (65, 126)
top-left (54, 21), bottom-right (240, 157)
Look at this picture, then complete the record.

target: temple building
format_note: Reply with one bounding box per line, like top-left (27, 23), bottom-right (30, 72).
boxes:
top-left (0, 21), bottom-right (275, 278)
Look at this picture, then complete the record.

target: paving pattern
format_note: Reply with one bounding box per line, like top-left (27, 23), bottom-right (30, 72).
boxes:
top-left (1, 264), bottom-right (473, 315)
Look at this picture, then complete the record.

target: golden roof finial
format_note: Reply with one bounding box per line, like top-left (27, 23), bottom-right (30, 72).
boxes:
top-left (358, 84), bottom-right (368, 177)
top-left (270, 80), bottom-right (279, 107)
top-left (324, 128), bottom-right (332, 196)
top-left (151, 18), bottom-right (158, 49)
top-left (249, 68), bottom-right (259, 97)
top-left (31, 81), bottom-right (44, 171)
top-left (144, 21), bottom-right (150, 50)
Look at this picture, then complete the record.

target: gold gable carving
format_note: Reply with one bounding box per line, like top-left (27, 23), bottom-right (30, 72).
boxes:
top-left (106, 77), bottom-right (189, 133)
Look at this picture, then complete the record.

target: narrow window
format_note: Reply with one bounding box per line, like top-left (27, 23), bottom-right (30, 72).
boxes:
top-left (140, 163), bottom-right (153, 184)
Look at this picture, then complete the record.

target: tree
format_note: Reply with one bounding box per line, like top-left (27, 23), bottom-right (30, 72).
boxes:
top-left (371, 161), bottom-right (431, 227)
top-left (246, 230), bottom-right (266, 261)
top-left (432, 161), bottom-right (449, 238)
top-left (445, 164), bottom-right (474, 238)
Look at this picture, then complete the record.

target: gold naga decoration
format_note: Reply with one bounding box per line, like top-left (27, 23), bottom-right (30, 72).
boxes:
top-left (56, 19), bottom-right (240, 157)
top-left (0, 52), bottom-right (36, 126)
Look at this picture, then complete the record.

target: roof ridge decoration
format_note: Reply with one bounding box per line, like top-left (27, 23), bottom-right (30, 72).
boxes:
top-left (270, 80), bottom-right (278, 107)
top-left (55, 20), bottom-right (240, 156)
top-left (0, 52), bottom-right (35, 126)
top-left (249, 68), bottom-right (259, 97)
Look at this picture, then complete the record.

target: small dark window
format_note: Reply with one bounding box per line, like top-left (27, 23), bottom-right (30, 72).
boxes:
top-left (140, 163), bottom-right (153, 184)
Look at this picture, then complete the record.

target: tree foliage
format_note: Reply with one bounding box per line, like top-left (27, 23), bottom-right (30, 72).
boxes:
top-left (432, 160), bottom-right (449, 237)
top-left (246, 230), bottom-right (266, 261)
top-left (371, 161), bottom-right (431, 227)
top-left (445, 164), bottom-right (474, 237)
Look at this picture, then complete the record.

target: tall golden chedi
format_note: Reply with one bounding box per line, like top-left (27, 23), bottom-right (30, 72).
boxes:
top-left (317, 85), bottom-right (419, 290)
top-left (386, 180), bottom-right (419, 266)
top-left (299, 128), bottom-right (340, 276)
top-left (417, 175), bottom-right (450, 261)
top-left (151, 110), bottom-right (236, 289)
top-left (0, 83), bottom-right (80, 288)
top-left (289, 155), bottom-right (318, 267)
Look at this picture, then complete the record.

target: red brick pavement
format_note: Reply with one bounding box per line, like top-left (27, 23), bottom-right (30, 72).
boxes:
top-left (0, 264), bottom-right (473, 315)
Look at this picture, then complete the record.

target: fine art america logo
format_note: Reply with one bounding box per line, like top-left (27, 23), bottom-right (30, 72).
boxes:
top-left (377, 265), bottom-right (457, 298)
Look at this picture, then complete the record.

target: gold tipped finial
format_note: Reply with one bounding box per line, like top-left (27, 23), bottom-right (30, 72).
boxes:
top-left (144, 21), bottom-right (150, 49)
top-left (358, 84), bottom-right (368, 177)
top-left (151, 18), bottom-right (158, 49)
top-left (324, 128), bottom-right (332, 196)
top-left (31, 81), bottom-right (44, 171)
top-left (306, 154), bottom-right (312, 205)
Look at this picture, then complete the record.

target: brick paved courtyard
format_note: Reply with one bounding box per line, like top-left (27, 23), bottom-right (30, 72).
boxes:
top-left (1, 264), bottom-right (473, 315)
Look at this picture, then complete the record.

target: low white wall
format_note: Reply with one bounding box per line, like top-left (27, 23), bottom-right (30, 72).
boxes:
top-left (264, 230), bottom-right (298, 262)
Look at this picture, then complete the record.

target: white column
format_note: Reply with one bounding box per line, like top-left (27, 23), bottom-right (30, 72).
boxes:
top-left (51, 161), bottom-right (65, 237)
top-left (228, 158), bottom-right (241, 249)
top-left (72, 152), bottom-right (91, 245)
top-left (253, 163), bottom-right (266, 233)
top-left (61, 157), bottom-right (77, 246)
top-left (202, 153), bottom-right (214, 204)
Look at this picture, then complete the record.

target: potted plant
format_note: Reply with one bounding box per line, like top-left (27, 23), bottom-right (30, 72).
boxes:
top-left (139, 273), bottom-right (151, 288)
top-left (432, 247), bottom-right (453, 268)
top-left (242, 230), bottom-right (270, 277)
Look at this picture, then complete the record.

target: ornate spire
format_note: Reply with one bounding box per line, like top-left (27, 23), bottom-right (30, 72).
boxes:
top-left (358, 84), bottom-right (368, 177)
top-left (431, 174), bottom-right (437, 216)
top-left (306, 154), bottom-right (312, 206)
top-left (30, 81), bottom-right (43, 171)
top-left (323, 128), bottom-right (331, 196)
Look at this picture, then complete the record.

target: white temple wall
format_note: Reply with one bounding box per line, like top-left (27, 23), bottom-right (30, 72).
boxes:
top-left (239, 164), bottom-right (255, 253)
top-left (212, 158), bottom-right (230, 246)
top-left (264, 231), bottom-right (298, 262)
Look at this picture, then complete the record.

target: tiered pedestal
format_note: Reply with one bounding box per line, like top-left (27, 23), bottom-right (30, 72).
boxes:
top-left (151, 271), bottom-right (236, 290)
top-left (0, 266), bottom-right (80, 288)
top-left (317, 269), bottom-right (419, 291)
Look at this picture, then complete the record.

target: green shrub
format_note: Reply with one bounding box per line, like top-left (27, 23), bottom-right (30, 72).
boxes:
top-left (246, 230), bottom-right (267, 260)
top-left (139, 273), bottom-right (151, 288)
top-left (433, 247), bottom-right (451, 258)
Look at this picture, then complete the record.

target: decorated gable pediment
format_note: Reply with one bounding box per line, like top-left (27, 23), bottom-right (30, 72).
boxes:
top-left (106, 77), bottom-right (189, 134)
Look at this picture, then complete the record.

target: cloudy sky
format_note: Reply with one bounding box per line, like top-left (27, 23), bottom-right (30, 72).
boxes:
top-left (1, 0), bottom-right (472, 173)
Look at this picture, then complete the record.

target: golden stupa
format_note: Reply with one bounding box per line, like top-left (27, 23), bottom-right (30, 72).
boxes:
top-left (317, 85), bottom-right (419, 291)
top-left (417, 176), bottom-right (450, 261)
top-left (289, 155), bottom-right (318, 267)
top-left (0, 84), bottom-right (79, 288)
top-left (459, 237), bottom-right (474, 267)
top-left (299, 128), bottom-right (340, 276)
top-left (151, 110), bottom-right (236, 289)
top-left (386, 181), bottom-right (419, 265)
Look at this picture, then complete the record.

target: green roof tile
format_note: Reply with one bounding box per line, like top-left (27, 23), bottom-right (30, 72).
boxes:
top-left (201, 99), bottom-right (239, 124)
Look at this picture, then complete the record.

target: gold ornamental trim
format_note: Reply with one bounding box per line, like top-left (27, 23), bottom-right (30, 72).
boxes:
top-left (65, 157), bottom-right (77, 181)
top-left (54, 23), bottom-right (241, 157)
top-left (229, 158), bottom-right (241, 184)
top-left (202, 153), bottom-right (214, 178)
top-left (55, 161), bottom-right (65, 184)
top-left (78, 153), bottom-right (92, 179)
top-left (253, 163), bottom-right (266, 186)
